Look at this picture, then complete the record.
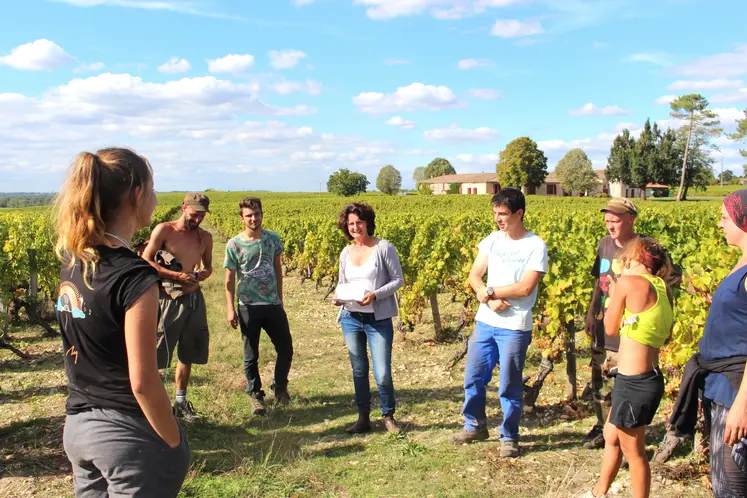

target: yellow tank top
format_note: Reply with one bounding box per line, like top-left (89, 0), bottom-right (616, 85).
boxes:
top-left (619, 274), bottom-right (673, 349)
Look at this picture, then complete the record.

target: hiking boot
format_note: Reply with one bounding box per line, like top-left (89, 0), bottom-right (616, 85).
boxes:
top-left (449, 428), bottom-right (489, 445)
top-left (346, 412), bottom-right (372, 434)
top-left (583, 424), bottom-right (605, 449)
top-left (173, 400), bottom-right (201, 422)
top-left (249, 392), bottom-right (267, 416)
top-left (274, 390), bottom-right (291, 406)
top-left (500, 440), bottom-right (520, 458)
top-left (383, 415), bottom-right (401, 434)
top-left (653, 430), bottom-right (687, 464)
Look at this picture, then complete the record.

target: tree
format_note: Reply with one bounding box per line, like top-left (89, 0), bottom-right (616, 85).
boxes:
top-left (424, 158), bottom-right (456, 179)
top-left (670, 94), bottom-right (722, 201)
top-left (673, 134), bottom-right (716, 199)
top-left (652, 128), bottom-right (681, 187)
top-left (412, 166), bottom-right (426, 187)
top-left (605, 129), bottom-right (635, 186)
top-left (376, 165), bottom-right (402, 195)
top-left (554, 148), bottom-right (598, 195)
top-left (446, 183), bottom-right (461, 194)
top-left (629, 120), bottom-right (658, 199)
top-left (728, 108), bottom-right (747, 161)
top-left (496, 137), bottom-right (548, 191)
top-left (720, 170), bottom-right (735, 183)
top-left (327, 168), bottom-right (369, 196)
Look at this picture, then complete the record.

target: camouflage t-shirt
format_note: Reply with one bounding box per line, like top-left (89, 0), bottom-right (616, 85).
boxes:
top-left (224, 230), bottom-right (284, 305)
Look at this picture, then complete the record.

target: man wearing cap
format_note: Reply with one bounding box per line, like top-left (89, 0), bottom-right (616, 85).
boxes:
top-left (582, 197), bottom-right (641, 449)
top-left (143, 192), bottom-right (214, 421)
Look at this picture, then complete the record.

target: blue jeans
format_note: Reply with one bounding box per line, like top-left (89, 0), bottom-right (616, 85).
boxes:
top-left (340, 309), bottom-right (396, 417)
top-left (462, 321), bottom-right (532, 442)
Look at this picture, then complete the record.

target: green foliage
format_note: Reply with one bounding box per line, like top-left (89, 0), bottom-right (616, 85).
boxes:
top-left (496, 137), bottom-right (548, 190)
top-left (376, 165), bottom-right (402, 196)
top-left (728, 108), bottom-right (747, 159)
top-left (0, 194), bottom-right (55, 209)
top-left (554, 148), bottom-right (597, 194)
top-left (326, 169), bottom-right (369, 197)
top-left (412, 166), bottom-right (426, 187)
top-left (424, 158), bottom-right (455, 179)
top-left (446, 183), bottom-right (460, 194)
top-left (605, 129), bottom-right (635, 185)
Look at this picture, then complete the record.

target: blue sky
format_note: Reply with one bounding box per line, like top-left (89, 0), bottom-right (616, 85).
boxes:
top-left (1, 0), bottom-right (746, 192)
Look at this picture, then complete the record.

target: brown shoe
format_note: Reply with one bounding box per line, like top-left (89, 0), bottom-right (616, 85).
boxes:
top-left (499, 440), bottom-right (520, 458)
top-left (249, 392), bottom-right (266, 416)
top-left (346, 412), bottom-right (372, 434)
top-left (383, 415), bottom-right (401, 434)
top-left (449, 428), bottom-right (489, 445)
top-left (274, 390), bottom-right (291, 406)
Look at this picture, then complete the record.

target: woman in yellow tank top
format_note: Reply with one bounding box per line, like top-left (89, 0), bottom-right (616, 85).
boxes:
top-left (584, 237), bottom-right (674, 498)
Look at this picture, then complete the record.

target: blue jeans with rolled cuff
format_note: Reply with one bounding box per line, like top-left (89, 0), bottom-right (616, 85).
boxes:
top-left (462, 321), bottom-right (532, 442)
top-left (339, 309), bottom-right (396, 417)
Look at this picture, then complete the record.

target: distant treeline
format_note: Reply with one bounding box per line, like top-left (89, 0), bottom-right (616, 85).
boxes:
top-left (0, 193), bottom-right (55, 208)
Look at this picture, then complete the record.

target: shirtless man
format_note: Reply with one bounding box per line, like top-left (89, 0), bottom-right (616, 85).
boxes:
top-left (143, 192), bottom-right (214, 421)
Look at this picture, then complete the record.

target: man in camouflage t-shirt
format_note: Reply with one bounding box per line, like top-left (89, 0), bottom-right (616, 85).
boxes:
top-left (224, 197), bottom-right (294, 416)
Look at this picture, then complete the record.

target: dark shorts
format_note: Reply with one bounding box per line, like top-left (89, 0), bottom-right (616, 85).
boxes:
top-left (157, 289), bottom-right (209, 369)
top-left (609, 369), bottom-right (664, 428)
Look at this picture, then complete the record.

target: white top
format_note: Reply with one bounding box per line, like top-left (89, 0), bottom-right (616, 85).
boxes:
top-left (474, 230), bottom-right (548, 331)
top-left (343, 251), bottom-right (377, 313)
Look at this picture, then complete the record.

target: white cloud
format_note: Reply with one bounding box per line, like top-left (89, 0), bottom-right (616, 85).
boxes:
top-left (73, 62), bottom-right (105, 73)
top-left (710, 88), bottom-right (747, 105)
top-left (655, 95), bottom-right (676, 105)
top-left (384, 116), bottom-right (416, 129)
top-left (457, 58), bottom-right (489, 70)
top-left (490, 19), bottom-right (544, 38)
top-left (383, 58), bottom-right (410, 65)
top-left (624, 52), bottom-right (672, 66)
top-left (569, 102), bottom-right (631, 116)
top-left (423, 124), bottom-right (499, 142)
top-left (467, 88), bottom-right (501, 100)
top-left (0, 39), bottom-right (75, 70)
top-left (207, 54), bottom-right (254, 74)
top-left (292, 0), bottom-right (316, 6)
top-left (0, 72), bottom-right (421, 190)
top-left (592, 41), bottom-right (606, 49)
top-left (270, 79), bottom-right (322, 95)
top-left (674, 45), bottom-right (747, 78)
top-left (268, 50), bottom-right (307, 69)
top-left (354, 0), bottom-right (524, 20)
top-left (353, 82), bottom-right (460, 114)
top-left (157, 57), bottom-right (191, 74)
top-left (451, 153), bottom-right (499, 166)
top-left (668, 79), bottom-right (744, 91)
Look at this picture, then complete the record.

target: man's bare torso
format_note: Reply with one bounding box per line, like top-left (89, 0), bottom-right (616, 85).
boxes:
top-left (156, 222), bottom-right (209, 294)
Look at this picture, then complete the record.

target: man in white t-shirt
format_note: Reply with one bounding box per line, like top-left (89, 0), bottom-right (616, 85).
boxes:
top-left (450, 188), bottom-right (548, 458)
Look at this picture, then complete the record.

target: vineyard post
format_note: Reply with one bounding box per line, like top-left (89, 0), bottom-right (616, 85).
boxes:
top-left (564, 320), bottom-right (577, 400)
top-left (28, 249), bottom-right (38, 297)
top-left (429, 294), bottom-right (445, 340)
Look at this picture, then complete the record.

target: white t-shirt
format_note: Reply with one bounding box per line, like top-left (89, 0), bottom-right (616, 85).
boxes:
top-left (343, 251), bottom-right (377, 313)
top-left (474, 230), bottom-right (548, 332)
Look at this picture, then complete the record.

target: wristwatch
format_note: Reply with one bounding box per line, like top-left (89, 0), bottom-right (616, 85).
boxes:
top-left (486, 287), bottom-right (495, 297)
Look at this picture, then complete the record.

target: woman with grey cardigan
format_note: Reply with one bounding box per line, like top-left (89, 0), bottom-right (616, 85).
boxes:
top-left (333, 202), bottom-right (404, 434)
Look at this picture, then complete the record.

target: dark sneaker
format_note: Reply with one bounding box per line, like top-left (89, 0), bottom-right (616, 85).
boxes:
top-left (173, 400), bottom-right (201, 422)
top-left (250, 392), bottom-right (267, 416)
top-left (274, 390), bottom-right (291, 406)
top-left (449, 428), bottom-right (489, 445)
top-left (583, 424), bottom-right (605, 449)
top-left (500, 440), bottom-right (520, 458)
top-left (653, 430), bottom-right (687, 463)
top-left (383, 415), bottom-right (401, 434)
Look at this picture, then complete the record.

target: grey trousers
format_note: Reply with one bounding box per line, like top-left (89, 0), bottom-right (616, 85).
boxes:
top-left (711, 402), bottom-right (747, 498)
top-left (63, 408), bottom-right (190, 498)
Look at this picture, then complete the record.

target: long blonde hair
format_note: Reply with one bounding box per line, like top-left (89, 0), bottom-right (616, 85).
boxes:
top-left (54, 148), bottom-right (153, 288)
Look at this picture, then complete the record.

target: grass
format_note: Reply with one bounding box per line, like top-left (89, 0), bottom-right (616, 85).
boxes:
top-left (0, 222), bottom-right (711, 497)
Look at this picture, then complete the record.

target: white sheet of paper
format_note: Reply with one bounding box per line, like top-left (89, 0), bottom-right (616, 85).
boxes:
top-left (333, 282), bottom-right (368, 304)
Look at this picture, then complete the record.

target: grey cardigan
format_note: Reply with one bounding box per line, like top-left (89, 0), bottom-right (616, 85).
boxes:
top-left (337, 238), bottom-right (404, 321)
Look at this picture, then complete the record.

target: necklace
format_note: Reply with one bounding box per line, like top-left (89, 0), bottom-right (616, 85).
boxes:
top-left (104, 232), bottom-right (133, 251)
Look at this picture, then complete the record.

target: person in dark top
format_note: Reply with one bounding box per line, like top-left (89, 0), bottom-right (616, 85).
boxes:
top-left (54, 148), bottom-right (189, 497)
top-left (583, 197), bottom-right (641, 450)
top-left (668, 189), bottom-right (747, 497)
